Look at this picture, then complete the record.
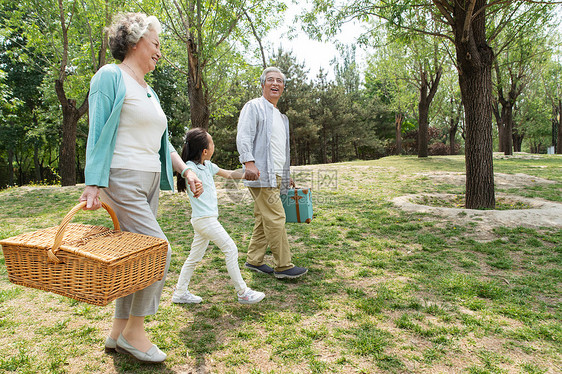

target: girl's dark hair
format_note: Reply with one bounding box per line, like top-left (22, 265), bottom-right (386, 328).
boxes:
top-left (177, 127), bottom-right (209, 193)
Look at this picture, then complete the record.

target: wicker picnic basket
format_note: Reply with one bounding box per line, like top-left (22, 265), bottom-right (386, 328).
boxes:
top-left (0, 202), bottom-right (168, 306)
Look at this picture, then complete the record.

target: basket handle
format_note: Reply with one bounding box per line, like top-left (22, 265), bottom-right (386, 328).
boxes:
top-left (47, 201), bottom-right (121, 264)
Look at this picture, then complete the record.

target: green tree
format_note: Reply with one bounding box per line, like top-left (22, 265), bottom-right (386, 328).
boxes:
top-left (0, 1), bottom-right (51, 186)
top-left (4, 0), bottom-right (115, 186)
top-left (161, 0), bottom-right (285, 129)
top-left (541, 51), bottom-right (562, 153)
top-left (303, 0), bottom-right (557, 208)
top-left (515, 85), bottom-right (552, 153)
top-left (430, 68), bottom-right (464, 155)
top-left (364, 42), bottom-right (417, 155)
top-left (491, 7), bottom-right (553, 155)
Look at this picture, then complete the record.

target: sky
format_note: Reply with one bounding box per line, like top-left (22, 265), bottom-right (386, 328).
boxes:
top-left (264, 2), bottom-right (367, 81)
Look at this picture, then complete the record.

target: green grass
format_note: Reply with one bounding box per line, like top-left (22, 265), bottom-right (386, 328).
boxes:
top-left (0, 154), bottom-right (561, 373)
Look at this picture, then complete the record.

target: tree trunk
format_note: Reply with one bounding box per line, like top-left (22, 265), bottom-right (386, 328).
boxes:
top-left (502, 103), bottom-right (513, 155)
top-left (331, 129), bottom-right (336, 162)
top-left (187, 39), bottom-right (210, 129)
top-left (492, 102), bottom-right (504, 153)
top-left (34, 145), bottom-right (41, 182)
top-left (8, 149), bottom-right (14, 186)
top-left (418, 68), bottom-right (441, 158)
top-left (513, 131), bottom-right (524, 152)
top-left (454, 0), bottom-right (495, 209)
top-left (449, 97), bottom-right (460, 155)
top-left (395, 113), bottom-right (403, 155)
top-left (449, 119), bottom-right (458, 155)
top-left (321, 126), bottom-right (328, 163)
top-left (55, 80), bottom-right (88, 186)
top-left (497, 122), bottom-right (505, 153)
top-left (31, 112), bottom-right (42, 182)
top-left (418, 75), bottom-right (429, 158)
top-left (556, 121), bottom-right (562, 155)
top-left (59, 101), bottom-right (78, 186)
top-left (557, 100), bottom-right (562, 154)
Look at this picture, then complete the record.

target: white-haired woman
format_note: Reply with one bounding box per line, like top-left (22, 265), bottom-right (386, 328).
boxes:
top-left (79, 13), bottom-right (202, 363)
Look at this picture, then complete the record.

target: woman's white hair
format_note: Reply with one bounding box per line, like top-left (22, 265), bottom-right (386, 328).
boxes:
top-left (126, 14), bottom-right (161, 44)
top-left (108, 13), bottom-right (162, 61)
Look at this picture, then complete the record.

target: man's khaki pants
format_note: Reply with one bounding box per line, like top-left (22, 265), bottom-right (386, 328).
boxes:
top-left (247, 179), bottom-right (294, 272)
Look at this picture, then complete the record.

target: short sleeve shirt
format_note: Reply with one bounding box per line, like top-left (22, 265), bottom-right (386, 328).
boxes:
top-left (186, 160), bottom-right (220, 218)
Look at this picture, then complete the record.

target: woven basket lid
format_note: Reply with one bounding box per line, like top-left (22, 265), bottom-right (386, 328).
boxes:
top-left (0, 223), bottom-right (167, 265)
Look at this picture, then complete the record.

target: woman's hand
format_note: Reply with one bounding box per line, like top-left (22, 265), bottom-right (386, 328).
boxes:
top-left (185, 169), bottom-right (203, 198)
top-left (79, 185), bottom-right (102, 210)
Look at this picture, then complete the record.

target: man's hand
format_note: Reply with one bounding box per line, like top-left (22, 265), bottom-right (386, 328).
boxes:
top-left (244, 161), bottom-right (260, 181)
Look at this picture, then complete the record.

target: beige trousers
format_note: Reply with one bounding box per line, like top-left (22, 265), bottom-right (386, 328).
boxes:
top-left (101, 168), bottom-right (171, 318)
top-left (247, 177), bottom-right (294, 272)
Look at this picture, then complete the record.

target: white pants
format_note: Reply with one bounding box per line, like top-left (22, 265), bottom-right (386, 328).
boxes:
top-left (176, 216), bottom-right (247, 294)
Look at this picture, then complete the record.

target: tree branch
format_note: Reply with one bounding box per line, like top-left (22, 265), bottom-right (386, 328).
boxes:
top-left (243, 9), bottom-right (267, 68)
top-left (432, 0), bottom-right (455, 27)
top-left (462, 0), bottom-right (477, 43)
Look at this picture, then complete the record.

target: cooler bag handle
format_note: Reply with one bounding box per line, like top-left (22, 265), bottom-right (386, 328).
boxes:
top-left (47, 201), bottom-right (121, 264)
top-left (292, 189), bottom-right (302, 223)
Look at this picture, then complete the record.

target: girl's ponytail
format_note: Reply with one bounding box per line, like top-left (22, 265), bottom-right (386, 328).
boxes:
top-left (177, 140), bottom-right (189, 192)
top-left (177, 127), bottom-right (209, 193)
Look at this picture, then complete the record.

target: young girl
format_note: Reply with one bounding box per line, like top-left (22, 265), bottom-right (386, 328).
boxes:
top-left (173, 128), bottom-right (265, 304)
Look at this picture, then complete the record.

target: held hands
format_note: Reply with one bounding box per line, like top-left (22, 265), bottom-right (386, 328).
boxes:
top-left (184, 169), bottom-right (203, 198)
top-left (244, 162), bottom-right (260, 181)
top-left (79, 185), bottom-right (102, 210)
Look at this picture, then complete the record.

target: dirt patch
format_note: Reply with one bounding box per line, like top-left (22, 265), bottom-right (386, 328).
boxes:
top-left (415, 171), bottom-right (556, 188)
top-left (393, 172), bottom-right (562, 240)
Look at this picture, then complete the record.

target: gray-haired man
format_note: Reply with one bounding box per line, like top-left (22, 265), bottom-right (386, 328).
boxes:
top-left (236, 67), bottom-right (308, 279)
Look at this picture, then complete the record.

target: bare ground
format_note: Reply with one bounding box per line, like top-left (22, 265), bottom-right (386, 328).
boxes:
top-left (392, 172), bottom-right (562, 240)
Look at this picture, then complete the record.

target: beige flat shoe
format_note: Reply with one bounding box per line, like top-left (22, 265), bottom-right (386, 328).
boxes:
top-left (104, 336), bottom-right (117, 353)
top-left (115, 334), bottom-right (166, 363)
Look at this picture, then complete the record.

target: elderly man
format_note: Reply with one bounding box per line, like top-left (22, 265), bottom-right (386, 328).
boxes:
top-left (236, 67), bottom-right (308, 279)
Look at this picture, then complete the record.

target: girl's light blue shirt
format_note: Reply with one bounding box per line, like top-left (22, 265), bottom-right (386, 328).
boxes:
top-left (186, 160), bottom-right (220, 218)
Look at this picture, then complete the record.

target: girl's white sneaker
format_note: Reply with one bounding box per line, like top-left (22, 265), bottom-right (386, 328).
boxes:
top-left (238, 288), bottom-right (265, 304)
top-left (172, 290), bottom-right (203, 304)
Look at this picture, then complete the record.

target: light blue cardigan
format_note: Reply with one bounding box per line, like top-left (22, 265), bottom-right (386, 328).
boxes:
top-left (84, 64), bottom-right (175, 191)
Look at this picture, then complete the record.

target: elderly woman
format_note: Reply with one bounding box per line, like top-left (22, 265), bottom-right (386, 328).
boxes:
top-left (79, 13), bottom-right (202, 363)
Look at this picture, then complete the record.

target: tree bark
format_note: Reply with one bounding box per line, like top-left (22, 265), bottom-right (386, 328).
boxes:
top-left (448, 96), bottom-right (460, 155)
top-left (8, 149), bottom-right (14, 186)
top-left (395, 112), bottom-right (403, 155)
top-left (187, 38), bottom-right (210, 129)
top-left (55, 79), bottom-right (88, 186)
top-left (501, 103), bottom-right (513, 155)
top-left (418, 72), bottom-right (430, 158)
top-left (418, 67), bottom-right (442, 158)
top-left (513, 131), bottom-right (524, 152)
top-left (32, 114), bottom-right (41, 182)
top-left (493, 103), bottom-right (505, 153)
top-left (34, 145), bottom-right (41, 182)
top-left (449, 119), bottom-right (458, 155)
top-left (556, 100), bottom-right (562, 155)
top-left (321, 126), bottom-right (328, 163)
top-left (454, 0), bottom-right (495, 209)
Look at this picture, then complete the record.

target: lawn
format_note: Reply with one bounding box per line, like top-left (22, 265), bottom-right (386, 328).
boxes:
top-left (0, 154), bottom-right (561, 373)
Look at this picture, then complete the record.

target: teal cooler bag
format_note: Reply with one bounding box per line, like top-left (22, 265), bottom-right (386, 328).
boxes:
top-left (281, 188), bottom-right (313, 223)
